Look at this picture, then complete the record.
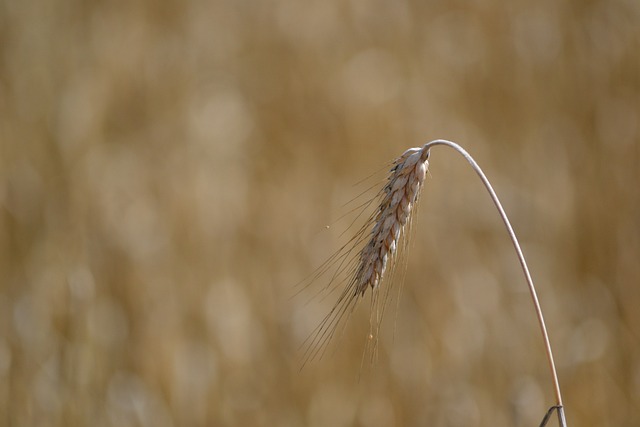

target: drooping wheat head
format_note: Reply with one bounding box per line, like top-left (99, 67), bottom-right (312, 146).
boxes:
top-left (353, 146), bottom-right (429, 296)
top-left (301, 146), bottom-right (430, 364)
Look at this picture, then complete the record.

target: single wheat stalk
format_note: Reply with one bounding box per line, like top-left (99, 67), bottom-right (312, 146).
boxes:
top-left (308, 139), bottom-right (567, 427)
top-left (422, 140), bottom-right (566, 427)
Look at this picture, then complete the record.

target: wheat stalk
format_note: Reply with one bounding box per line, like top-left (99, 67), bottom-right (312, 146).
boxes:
top-left (306, 139), bottom-right (567, 427)
top-left (422, 140), bottom-right (566, 427)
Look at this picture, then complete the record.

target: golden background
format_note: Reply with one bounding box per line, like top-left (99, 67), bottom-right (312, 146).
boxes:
top-left (1, 0), bottom-right (639, 426)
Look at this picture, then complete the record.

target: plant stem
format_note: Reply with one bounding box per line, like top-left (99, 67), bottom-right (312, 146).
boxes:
top-left (423, 139), bottom-right (567, 427)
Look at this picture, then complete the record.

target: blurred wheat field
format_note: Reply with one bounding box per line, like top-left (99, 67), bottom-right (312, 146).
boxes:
top-left (1, 0), bottom-right (639, 426)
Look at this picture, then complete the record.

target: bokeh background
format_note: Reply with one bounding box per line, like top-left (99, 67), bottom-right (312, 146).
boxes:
top-left (1, 0), bottom-right (639, 426)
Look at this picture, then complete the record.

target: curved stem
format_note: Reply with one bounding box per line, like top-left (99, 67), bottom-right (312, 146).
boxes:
top-left (423, 139), bottom-right (566, 427)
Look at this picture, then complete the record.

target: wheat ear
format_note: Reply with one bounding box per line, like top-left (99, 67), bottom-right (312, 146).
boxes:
top-left (300, 146), bottom-right (430, 365)
top-left (353, 146), bottom-right (429, 296)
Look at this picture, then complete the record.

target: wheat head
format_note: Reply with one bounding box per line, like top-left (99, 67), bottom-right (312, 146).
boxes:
top-left (301, 145), bottom-right (430, 364)
top-left (354, 146), bottom-right (429, 296)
